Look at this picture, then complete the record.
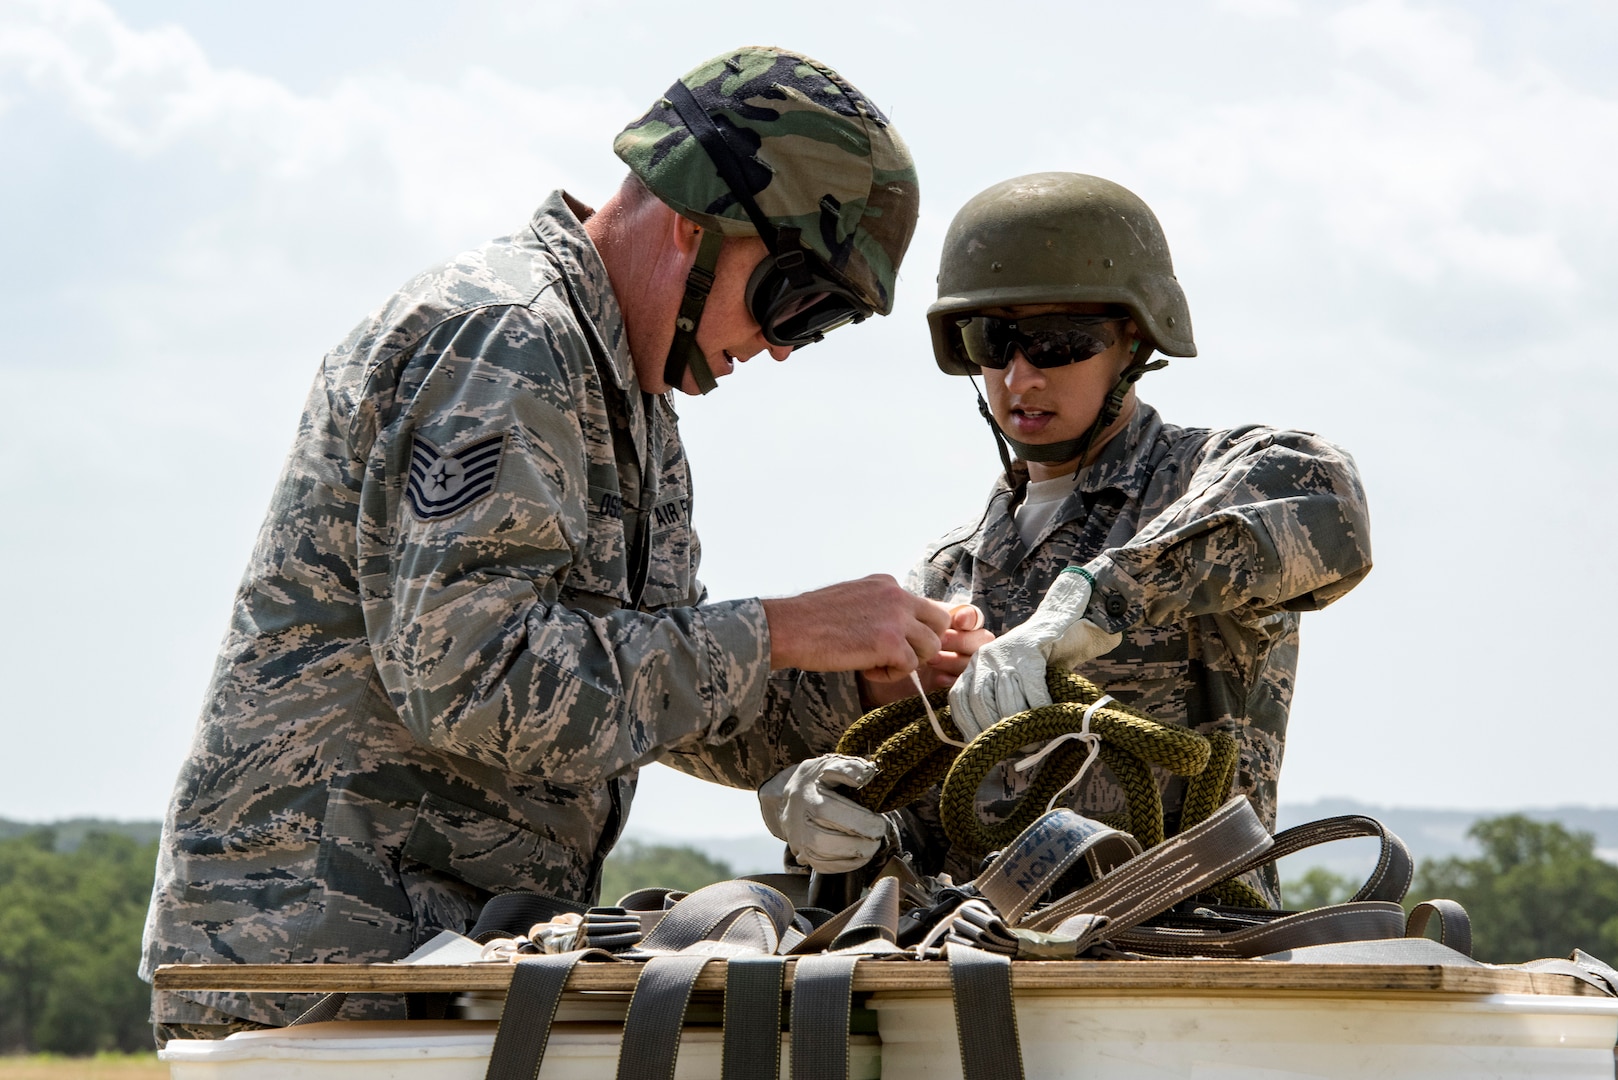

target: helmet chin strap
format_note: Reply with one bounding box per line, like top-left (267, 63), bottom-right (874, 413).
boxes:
top-left (972, 343), bottom-right (1170, 485)
top-left (662, 228), bottom-right (726, 394)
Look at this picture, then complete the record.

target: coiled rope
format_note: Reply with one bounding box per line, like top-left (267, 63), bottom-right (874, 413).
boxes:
top-left (836, 669), bottom-right (1264, 907)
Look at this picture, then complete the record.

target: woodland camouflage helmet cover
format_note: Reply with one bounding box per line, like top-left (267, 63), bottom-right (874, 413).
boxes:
top-left (928, 172), bottom-right (1196, 375)
top-left (614, 46), bottom-right (919, 316)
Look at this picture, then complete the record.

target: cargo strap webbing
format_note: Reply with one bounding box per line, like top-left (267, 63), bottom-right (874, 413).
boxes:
top-left (1405, 898), bottom-right (1472, 958)
top-left (470, 796), bottom-right (1618, 1080)
top-left (1111, 901), bottom-right (1411, 958)
top-left (790, 954), bottom-right (859, 1080)
top-left (633, 879), bottom-right (794, 955)
top-left (723, 955), bottom-right (785, 1080)
top-left (484, 951), bottom-right (599, 1080)
top-left (949, 945), bottom-right (1024, 1080)
top-left (1022, 797), bottom-right (1273, 937)
top-left (1109, 813), bottom-right (1419, 958)
top-left (472, 891), bottom-right (591, 941)
top-left (972, 811), bottom-right (1140, 925)
top-left (616, 953), bottom-right (717, 1080)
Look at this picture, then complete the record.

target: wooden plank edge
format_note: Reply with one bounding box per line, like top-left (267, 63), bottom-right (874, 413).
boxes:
top-left (154, 960), bottom-right (1601, 997)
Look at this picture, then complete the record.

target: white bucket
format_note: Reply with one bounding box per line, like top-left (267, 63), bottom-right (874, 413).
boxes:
top-left (870, 990), bottom-right (1618, 1079)
top-left (159, 1020), bottom-right (880, 1079)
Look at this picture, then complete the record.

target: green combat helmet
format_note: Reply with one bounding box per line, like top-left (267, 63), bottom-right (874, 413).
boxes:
top-left (926, 172), bottom-right (1194, 472)
top-left (615, 46), bottom-right (919, 393)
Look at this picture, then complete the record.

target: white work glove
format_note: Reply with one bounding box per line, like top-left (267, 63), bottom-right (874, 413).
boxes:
top-left (758, 755), bottom-right (892, 874)
top-left (948, 568), bottom-right (1123, 739)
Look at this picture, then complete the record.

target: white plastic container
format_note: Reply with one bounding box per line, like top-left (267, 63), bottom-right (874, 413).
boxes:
top-left (159, 1019), bottom-right (881, 1080)
top-left (870, 990), bottom-right (1618, 1079)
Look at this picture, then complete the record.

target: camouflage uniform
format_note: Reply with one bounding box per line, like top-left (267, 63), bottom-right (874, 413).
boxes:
top-left (901, 401), bottom-right (1371, 897)
top-left (141, 192), bottom-right (786, 1027)
top-left (678, 402), bottom-right (1371, 899)
top-left (142, 41), bottom-right (921, 1029)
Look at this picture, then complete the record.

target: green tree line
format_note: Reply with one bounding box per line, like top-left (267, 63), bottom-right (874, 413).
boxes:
top-left (0, 831), bottom-right (156, 1054)
top-left (1286, 814), bottom-right (1618, 962)
top-left (4, 815), bottom-right (1616, 1055)
top-left (0, 831), bottom-right (732, 1055)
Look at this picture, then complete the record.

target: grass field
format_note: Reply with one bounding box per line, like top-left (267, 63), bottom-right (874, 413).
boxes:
top-left (0, 1057), bottom-right (166, 1079)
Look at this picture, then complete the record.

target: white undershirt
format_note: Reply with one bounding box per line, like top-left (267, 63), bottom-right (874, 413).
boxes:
top-left (1013, 474), bottom-right (1074, 549)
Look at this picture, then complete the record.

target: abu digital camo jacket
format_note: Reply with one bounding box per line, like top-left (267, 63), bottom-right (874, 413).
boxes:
top-left (662, 401), bottom-right (1371, 904)
top-left (141, 192), bottom-right (784, 1026)
top-left (900, 402), bottom-right (1372, 900)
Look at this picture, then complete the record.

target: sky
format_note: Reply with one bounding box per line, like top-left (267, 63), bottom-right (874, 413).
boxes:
top-left (1, 0), bottom-right (1616, 843)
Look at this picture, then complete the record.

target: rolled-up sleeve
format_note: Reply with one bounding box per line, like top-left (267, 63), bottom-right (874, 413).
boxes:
top-left (1082, 429), bottom-right (1372, 633)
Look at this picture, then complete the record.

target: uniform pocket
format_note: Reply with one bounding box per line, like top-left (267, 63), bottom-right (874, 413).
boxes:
top-left (400, 793), bottom-right (582, 898)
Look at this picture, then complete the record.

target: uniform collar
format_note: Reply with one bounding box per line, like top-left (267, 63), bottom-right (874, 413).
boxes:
top-left (527, 191), bottom-right (637, 396)
top-left (969, 401), bottom-right (1164, 573)
top-left (527, 190), bottom-right (655, 466)
top-left (1072, 400), bottom-right (1162, 502)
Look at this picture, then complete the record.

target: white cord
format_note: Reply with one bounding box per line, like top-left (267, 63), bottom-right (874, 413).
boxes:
top-left (913, 669), bottom-right (967, 748)
top-left (1010, 694), bottom-right (1114, 813)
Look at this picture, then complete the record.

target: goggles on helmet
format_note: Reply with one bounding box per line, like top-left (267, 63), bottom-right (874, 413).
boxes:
top-left (745, 246), bottom-right (872, 349)
top-left (663, 79), bottom-right (871, 360)
top-left (959, 312), bottom-right (1125, 370)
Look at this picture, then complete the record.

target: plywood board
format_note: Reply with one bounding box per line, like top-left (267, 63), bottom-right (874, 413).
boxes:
top-left (153, 959), bottom-right (1603, 998)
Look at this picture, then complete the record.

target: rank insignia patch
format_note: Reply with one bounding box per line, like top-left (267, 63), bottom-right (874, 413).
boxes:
top-left (406, 432), bottom-right (506, 520)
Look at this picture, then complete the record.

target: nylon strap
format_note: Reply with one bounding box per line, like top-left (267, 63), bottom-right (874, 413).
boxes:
top-left (1024, 796), bottom-right (1272, 935)
top-left (484, 952), bottom-right (592, 1080)
top-left (638, 880), bottom-right (794, 954)
top-left (1209, 814), bottom-right (1413, 905)
top-left (1405, 899), bottom-right (1473, 958)
top-left (615, 953), bottom-right (717, 1080)
top-left (1003, 430), bottom-right (1085, 463)
top-left (1268, 937), bottom-right (1609, 999)
top-left (663, 227), bottom-right (725, 394)
top-left (287, 991), bottom-right (344, 1026)
top-left (828, 876), bottom-right (901, 951)
top-left (723, 955), bottom-right (785, 1080)
top-left (973, 809), bottom-right (1139, 925)
top-left (1113, 901), bottom-right (1408, 958)
top-left (1523, 950), bottom-right (1618, 996)
top-left (949, 944), bottom-right (1024, 1080)
top-left (471, 891), bottom-right (591, 942)
top-left (970, 377), bottom-right (1019, 484)
top-left (789, 954), bottom-right (858, 1080)
top-left (663, 80), bottom-right (780, 247)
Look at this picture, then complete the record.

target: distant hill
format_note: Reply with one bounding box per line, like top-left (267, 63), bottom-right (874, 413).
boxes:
top-left (8, 800), bottom-right (1616, 878)
top-left (651, 800), bottom-right (1618, 881)
top-left (0, 817), bottom-right (161, 852)
top-left (1274, 798), bottom-right (1618, 883)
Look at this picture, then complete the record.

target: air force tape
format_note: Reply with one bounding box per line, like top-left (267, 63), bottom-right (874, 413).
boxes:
top-left (406, 432), bottom-right (506, 521)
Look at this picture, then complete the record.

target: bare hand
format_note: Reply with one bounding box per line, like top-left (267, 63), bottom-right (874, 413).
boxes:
top-left (764, 575), bottom-right (952, 676)
top-left (859, 604), bottom-right (995, 708)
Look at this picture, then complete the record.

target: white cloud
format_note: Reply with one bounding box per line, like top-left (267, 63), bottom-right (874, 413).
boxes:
top-left (1215, 0), bottom-right (1302, 16)
top-left (1079, 0), bottom-right (1618, 328)
top-left (0, 0), bottom-right (636, 249)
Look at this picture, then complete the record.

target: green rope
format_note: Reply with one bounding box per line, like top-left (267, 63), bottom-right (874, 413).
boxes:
top-left (942, 675), bottom-right (1210, 856)
top-left (834, 670), bottom-right (1254, 887)
top-left (836, 689), bottom-right (959, 811)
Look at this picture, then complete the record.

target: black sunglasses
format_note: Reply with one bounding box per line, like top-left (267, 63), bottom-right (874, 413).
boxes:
top-left (960, 313), bottom-right (1124, 370)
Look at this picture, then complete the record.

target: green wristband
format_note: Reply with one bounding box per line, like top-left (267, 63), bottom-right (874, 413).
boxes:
top-left (1061, 566), bottom-right (1096, 588)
